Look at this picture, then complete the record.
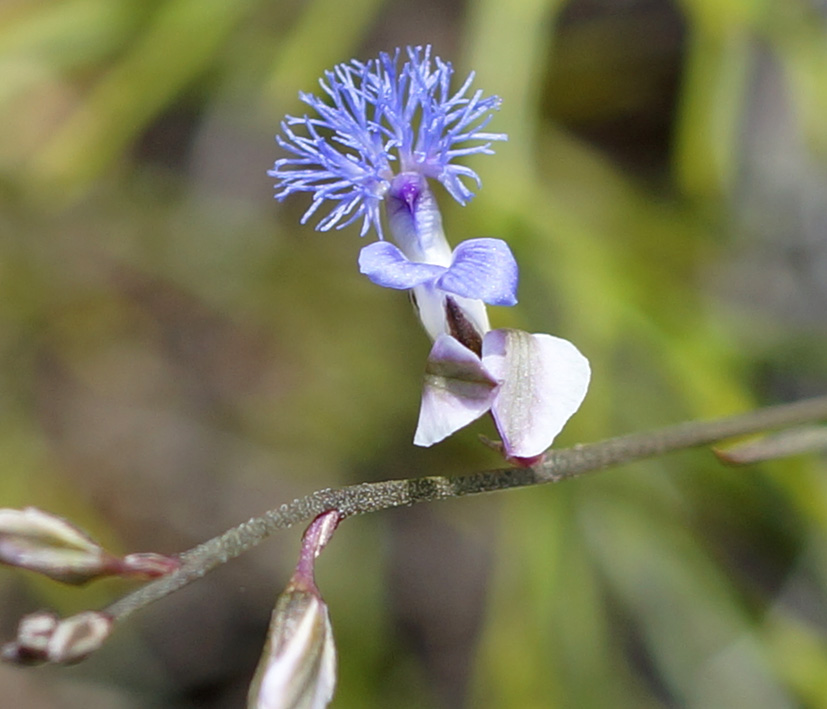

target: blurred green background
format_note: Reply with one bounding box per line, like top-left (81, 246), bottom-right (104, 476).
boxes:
top-left (2, 0), bottom-right (827, 707)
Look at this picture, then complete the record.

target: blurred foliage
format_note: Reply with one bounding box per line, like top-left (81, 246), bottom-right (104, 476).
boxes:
top-left (1, 0), bottom-right (827, 707)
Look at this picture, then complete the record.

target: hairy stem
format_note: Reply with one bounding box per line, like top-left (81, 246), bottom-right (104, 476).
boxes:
top-left (103, 395), bottom-right (827, 624)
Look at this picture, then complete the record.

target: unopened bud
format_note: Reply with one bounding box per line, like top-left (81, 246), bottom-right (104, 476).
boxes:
top-left (46, 611), bottom-right (113, 664)
top-left (248, 511), bottom-right (340, 709)
top-left (0, 507), bottom-right (179, 584)
top-left (248, 585), bottom-right (336, 709)
top-left (0, 507), bottom-right (107, 583)
top-left (2, 610), bottom-right (112, 666)
top-left (1, 611), bottom-right (58, 664)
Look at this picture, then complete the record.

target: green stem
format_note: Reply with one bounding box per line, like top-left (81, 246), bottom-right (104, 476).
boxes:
top-left (103, 394), bottom-right (827, 624)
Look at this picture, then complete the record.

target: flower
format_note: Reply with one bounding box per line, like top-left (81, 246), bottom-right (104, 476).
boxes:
top-left (415, 330), bottom-right (591, 461)
top-left (269, 45), bottom-right (506, 238)
top-left (270, 46), bottom-right (590, 462)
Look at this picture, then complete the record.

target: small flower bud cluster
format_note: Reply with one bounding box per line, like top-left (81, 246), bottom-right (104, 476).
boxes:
top-left (271, 46), bottom-right (590, 463)
top-left (2, 610), bottom-right (113, 666)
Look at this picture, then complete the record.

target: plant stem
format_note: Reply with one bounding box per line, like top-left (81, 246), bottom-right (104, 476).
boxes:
top-left (103, 394), bottom-right (827, 625)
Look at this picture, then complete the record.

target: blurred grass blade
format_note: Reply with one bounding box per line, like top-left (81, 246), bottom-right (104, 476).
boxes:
top-left (26, 0), bottom-right (257, 202)
top-left (715, 426), bottom-right (827, 466)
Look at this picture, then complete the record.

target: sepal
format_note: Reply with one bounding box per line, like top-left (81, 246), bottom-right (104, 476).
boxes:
top-left (413, 329), bottom-right (590, 460)
top-left (483, 329), bottom-right (591, 458)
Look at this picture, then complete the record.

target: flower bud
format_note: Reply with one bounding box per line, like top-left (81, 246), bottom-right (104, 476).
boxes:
top-left (248, 511), bottom-right (340, 709)
top-left (2, 610), bottom-right (113, 665)
top-left (247, 583), bottom-right (336, 709)
top-left (0, 507), bottom-right (110, 584)
top-left (46, 611), bottom-right (113, 664)
top-left (0, 507), bottom-right (178, 585)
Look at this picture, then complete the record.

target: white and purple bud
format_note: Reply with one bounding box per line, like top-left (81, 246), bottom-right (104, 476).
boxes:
top-left (2, 610), bottom-right (113, 665)
top-left (248, 511), bottom-right (340, 709)
top-left (0, 507), bottom-right (179, 585)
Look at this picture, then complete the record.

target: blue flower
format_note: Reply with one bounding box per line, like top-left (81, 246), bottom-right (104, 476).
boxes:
top-left (269, 48), bottom-right (591, 464)
top-left (269, 45), bottom-right (506, 238)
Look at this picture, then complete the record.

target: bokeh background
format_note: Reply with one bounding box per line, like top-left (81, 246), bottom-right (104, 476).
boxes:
top-left (2, 0), bottom-right (827, 706)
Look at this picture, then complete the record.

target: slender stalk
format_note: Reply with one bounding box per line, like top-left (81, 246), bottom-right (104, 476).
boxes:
top-left (103, 394), bottom-right (827, 624)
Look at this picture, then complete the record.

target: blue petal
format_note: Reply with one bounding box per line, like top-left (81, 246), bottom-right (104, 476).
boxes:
top-left (358, 242), bottom-right (446, 290)
top-left (436, 238), bottom-right (519, 306)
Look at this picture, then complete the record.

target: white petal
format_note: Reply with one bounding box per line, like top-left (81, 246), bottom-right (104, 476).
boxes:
top-left (249, 591), bottom-right (336, 709)
top-left (414, 335), bottom-right (499, 447)
top-left (482, 329), bottom-right (590, 458)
